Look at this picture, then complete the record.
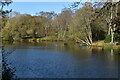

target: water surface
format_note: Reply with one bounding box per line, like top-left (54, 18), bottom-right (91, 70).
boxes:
top-left (3, 41), bottom-right (119, 78)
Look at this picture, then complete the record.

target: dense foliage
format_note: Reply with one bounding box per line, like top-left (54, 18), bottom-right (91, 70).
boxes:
top-left (1, 2), bottom-right (120, 46)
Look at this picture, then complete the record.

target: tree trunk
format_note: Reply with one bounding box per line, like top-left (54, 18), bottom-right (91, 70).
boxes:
top-left (110, 2), bottom-right (118, 43)
top-left (111, 28), bottom-right (114, 43)
top-left (110, 1), bottom-right (114, 43)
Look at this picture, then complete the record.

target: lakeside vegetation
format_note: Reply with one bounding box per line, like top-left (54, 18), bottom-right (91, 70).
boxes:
top-left (0, 1), bottom-right (120, 79)
top-left (1, 2), bottom-right (120, 47)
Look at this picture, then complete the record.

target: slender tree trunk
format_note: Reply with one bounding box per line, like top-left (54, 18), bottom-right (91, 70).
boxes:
top-left (110, 2), bottom-right (114, 43)
top-left (86, 18), bottom-right (92, 45)
top-left (108, 24), bottom-right (111, 35)
top-left (110, 2), bottom-right (118, 43)
top-left (111, 28), bottom-right (114, 43)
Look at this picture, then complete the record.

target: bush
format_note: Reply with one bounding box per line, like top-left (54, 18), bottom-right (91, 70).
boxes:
top-left (114, 33), bottom-right (120, 42)
top-left (104, 35), bottom-right (111, 43)
top-left (2, 29), bottom-right (13, 41)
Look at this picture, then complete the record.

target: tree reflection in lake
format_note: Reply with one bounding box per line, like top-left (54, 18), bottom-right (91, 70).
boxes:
top-left (3, 41), bottom-right (120, 78)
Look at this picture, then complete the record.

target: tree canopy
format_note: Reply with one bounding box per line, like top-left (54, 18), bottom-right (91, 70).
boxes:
top-left (1, 1), bottom-right (120, 45)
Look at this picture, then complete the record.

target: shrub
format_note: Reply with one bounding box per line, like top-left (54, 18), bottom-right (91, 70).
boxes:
top-left (114, 33), bottom-right (120, 42)
top-left (104, 35), bottom-right (111, 43)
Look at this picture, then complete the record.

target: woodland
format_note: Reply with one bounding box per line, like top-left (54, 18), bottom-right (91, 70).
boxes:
top-left (1, 1), bottom-right (120, 46)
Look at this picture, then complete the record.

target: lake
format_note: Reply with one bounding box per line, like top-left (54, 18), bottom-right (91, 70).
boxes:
top-left (3, 41), bottom-right (120, 78)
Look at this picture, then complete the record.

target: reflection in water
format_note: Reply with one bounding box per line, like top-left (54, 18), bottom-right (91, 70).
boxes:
top-left (3, 41), bottom-right (119, 78)
top-left (111, 49), bottom-right (113, 56)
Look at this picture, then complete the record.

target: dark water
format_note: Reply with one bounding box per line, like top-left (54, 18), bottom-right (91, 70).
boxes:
top-left (3, 41), bottom-right (120, 78)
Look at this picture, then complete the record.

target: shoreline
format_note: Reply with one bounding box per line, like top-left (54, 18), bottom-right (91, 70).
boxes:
top-left (2, 38), bottom-right (120, 49)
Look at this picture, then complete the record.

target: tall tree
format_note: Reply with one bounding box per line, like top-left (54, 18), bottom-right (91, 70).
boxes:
top-left (53, 8), bottom-right (73, 40)
top-left (69, 2), bottom-right (93, 45)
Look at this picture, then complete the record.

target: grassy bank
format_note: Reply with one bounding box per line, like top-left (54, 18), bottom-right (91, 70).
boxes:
top-left (92, 40), bottom-right (120, 49)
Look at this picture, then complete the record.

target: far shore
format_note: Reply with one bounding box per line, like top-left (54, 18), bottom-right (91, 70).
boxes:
top-left (2, 36), bottom-right (120, 49)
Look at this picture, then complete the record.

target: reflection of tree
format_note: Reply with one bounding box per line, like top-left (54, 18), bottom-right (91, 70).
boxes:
top-left (64, 42), bottom-right (92, 54)
top-left (110, 49), bottom-right (113, 56)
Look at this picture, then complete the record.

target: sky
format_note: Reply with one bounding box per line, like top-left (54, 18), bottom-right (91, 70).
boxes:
top-left (4, 2), bottom-right (74, 16)
top-left (12, 0), bottom-right (81, 2)
top-left (3, 0), bottom-right (119, 16)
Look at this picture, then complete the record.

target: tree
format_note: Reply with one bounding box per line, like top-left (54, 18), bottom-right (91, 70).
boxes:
top-left (0, 0), bottom-right (17, 80)
top-left (70, 1), bottom-right (120, 44)
top-left (36, 11), bottom-right (56, 37)
top-left (69, 2), bottom-right (93, 45)
top-left (97, 1), bottom-right (120, 43)
top-left (53, 8), bottom-right (73, 40)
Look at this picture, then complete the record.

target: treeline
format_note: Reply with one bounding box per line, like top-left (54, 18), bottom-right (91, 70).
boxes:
top-left (2, 2), bottom-right (120, 45)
